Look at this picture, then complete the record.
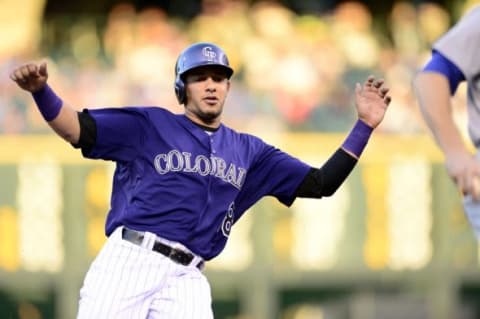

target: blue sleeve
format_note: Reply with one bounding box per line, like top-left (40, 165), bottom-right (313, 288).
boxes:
top-left (83, 107), bottom-right (149, 162)
top-left (423, 50), bottom-right (466, 95)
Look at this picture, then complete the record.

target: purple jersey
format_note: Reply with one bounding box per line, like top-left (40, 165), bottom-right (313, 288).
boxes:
top-left (82, 106), bottom-right (310, 260)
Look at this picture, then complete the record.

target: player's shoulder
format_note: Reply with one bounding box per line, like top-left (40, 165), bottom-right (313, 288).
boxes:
top-left (463, 4), bottom-right (480, 17)
top-left (434, 6), bottom-right (480, 54)
top-left (221, 125), bottom-right (270, 148)
top-left (119, 106), bottom-right (177, 121)
top-left (89, 105), bottom-right (170, 115)
top-left (222, 125), bottom-right (260, 140)
top-left (455, 5), bottom-right (480, 27)
top-left (127, 106), bottom-right (173, 115)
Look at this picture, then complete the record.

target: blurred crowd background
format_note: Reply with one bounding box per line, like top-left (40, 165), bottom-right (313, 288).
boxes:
top-left (1, 0), bottom-right (477, 137)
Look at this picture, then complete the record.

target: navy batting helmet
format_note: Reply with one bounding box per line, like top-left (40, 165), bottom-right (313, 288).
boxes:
top-left (174, 42), bottom-right (234, 104)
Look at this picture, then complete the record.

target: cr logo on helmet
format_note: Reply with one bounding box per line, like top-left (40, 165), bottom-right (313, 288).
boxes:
top-left (202, 46), bottom-right (217, 61)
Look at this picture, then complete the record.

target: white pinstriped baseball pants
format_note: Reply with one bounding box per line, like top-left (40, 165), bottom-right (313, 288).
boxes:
top-left (77, 227), bottom-right (213, 319)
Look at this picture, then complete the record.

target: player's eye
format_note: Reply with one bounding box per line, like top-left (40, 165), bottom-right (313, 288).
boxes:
top-left (212, 75), bottom-right (226, 82)
top-left (187, 74), bottom-right (206, 82)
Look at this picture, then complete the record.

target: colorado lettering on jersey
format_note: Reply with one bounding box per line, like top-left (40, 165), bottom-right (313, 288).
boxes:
top-left (154, 150), bottom-right (247, 189)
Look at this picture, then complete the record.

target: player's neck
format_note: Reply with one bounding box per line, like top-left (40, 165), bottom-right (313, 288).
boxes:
top-left (184, 113), bottom-right (221, 130)
top-left (184, 114), bottom-right (221, 131)
top-left (193, 121), bottom-right (220, 132)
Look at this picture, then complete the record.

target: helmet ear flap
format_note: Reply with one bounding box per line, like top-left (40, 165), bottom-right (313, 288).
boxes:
top-left (175, 76), bottom-right (186, 105)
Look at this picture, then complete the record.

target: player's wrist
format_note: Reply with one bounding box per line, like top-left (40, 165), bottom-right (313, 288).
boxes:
top-left (32, 84), bottom-right (63, 121)
top-left (341, 119), bottom-right (373, 158)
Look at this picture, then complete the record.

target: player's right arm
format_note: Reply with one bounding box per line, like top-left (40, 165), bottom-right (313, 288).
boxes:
top-left (9, 62), bottom-right (80, 144)
top-left (413, 53), bottom-right (480, 199)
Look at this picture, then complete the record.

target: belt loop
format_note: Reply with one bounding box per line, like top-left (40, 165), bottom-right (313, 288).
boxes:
top-left (193, 257), bottom-right (205, 271)
top-left (141, 231), bottom-right (156, 250)
top-left (116, 226), bottom-right (125, 239)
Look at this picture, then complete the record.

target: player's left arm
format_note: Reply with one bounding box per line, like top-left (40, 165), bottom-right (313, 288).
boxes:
top-left (344, 75), bottom-right (391, 158)
top-left (296, 76), bottom-right (391, 198)
top-left (295, 148), bottom-right (356, 198)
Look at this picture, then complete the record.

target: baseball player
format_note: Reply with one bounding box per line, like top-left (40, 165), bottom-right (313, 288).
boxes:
top-left (10, 42), bottom-right (391, 318)
top-left (413, 6), bottom-right (480, 238)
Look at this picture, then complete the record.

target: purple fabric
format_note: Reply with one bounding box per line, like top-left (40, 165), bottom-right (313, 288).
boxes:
top-left (32, 84), bottom-right (63, 121)
top-left (342, 119), bottom-right (373, 158)
top-left (82, 107), bottom-right (311, 260)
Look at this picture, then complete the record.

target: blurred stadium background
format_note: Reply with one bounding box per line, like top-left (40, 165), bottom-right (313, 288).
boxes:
top-left (1, 0), bottom-right (480, 318)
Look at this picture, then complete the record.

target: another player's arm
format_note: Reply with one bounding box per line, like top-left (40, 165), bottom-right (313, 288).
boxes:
top-left (10, 62), bottom-right (81, 144)
top-left (413, 52), bottom-right (467, 163)
top-left (412, 51), bottom-right (480, 199)
top-left (414, 73), bottom-right (461, 148)
top-left (297, 75), bottom-right (391, 198)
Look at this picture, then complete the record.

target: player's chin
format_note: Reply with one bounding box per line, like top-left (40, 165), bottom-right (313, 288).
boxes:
top-left (196, 107), bottom-right (222, 123)
top-left (203, 103), bottom-right (223, 115)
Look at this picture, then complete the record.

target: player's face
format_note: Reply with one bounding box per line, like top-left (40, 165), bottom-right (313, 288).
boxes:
top-left (184, 66), bottom-right (231, 127)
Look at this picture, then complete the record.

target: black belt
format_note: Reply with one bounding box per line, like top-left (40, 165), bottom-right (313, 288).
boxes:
top-left (121, 227), bottom-right (204, 269)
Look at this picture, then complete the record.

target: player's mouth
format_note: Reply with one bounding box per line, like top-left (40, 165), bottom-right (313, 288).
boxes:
top-left (203, 96), bottom-right (219, 105)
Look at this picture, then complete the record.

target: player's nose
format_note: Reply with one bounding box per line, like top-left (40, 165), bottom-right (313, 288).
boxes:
top-left (205, 78), bottom-right (217, 90)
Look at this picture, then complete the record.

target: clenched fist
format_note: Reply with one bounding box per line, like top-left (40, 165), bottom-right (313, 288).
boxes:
top-left (10, 62), bottom-right (48, 93)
